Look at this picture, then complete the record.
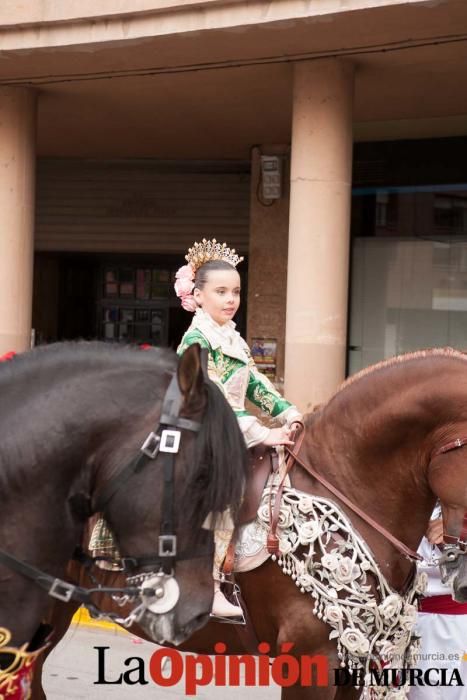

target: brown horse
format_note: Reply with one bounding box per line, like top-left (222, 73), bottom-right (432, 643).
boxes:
top-left (36, 348), bottom-right (467, 699)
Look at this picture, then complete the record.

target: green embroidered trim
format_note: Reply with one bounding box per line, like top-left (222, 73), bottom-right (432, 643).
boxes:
top-left (234, 409), bottom-right (250, 418)
top-left (269, 396), bottom-right (291, 417)
top-left (247, 372), bottom-right (292, 417)
top-left (178, 329), bottom-right (246, 389)
top-left (252, 384), bottom-right (276, 413)
top-left (211, 349), bottom-right (242, 383)
top-left (178, 327), bottom-right (292, 419)
top-left (177, 329), bottom-right (211, 355)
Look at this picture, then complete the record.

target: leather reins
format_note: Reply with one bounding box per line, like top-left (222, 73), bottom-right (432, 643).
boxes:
top-left (279, 424), bottom-right (467, 559)
top-left (267, 422), bottom-right (423, 561)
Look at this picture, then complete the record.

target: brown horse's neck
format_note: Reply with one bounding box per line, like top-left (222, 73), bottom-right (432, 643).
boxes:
top-left (292, 355), bottom-right (467, 589)
top-left (292, 421), bottom-right (432, 590)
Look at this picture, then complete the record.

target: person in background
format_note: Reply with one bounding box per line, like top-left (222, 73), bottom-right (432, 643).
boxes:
top-left (409, 505), bottom-right (467, 699)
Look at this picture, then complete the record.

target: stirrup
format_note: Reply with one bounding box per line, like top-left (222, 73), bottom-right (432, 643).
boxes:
top-left (210, 577), bottom-right (246, 625)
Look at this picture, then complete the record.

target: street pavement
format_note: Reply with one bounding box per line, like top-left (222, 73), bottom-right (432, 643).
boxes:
top-left (43, 624), bottom-right (281, 699)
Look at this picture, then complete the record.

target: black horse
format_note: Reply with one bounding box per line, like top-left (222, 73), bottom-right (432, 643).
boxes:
top-left (0, 342), bottom-right (247, 654)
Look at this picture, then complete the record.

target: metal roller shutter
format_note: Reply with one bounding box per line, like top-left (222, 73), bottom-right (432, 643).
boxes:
top-left (35, 158), bottom-right (251, 254)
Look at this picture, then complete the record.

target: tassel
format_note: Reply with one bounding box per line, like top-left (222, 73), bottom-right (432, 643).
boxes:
top-left (267, 533), bottom-right (280, 555)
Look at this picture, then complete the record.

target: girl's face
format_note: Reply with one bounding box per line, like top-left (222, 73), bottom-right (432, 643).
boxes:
top-left (193, 269), bottom-right (241, 325)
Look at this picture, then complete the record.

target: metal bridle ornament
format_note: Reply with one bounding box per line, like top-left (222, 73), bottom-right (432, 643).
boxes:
top-left (438, 512), bottom-right (467, 585)
top-left (431, 437), bottom-right (467, 584)
top-left (0, 369), bottom-right (214, 628)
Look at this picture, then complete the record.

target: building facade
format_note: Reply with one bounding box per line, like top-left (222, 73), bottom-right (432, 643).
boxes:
top-left (1, 0), bottom-right (467, 411)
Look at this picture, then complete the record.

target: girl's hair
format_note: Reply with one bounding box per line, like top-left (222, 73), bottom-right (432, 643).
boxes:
top-left (194, 260), bottom-right (237, 290)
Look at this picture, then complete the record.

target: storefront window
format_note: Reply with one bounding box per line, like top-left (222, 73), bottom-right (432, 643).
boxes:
top-left (151, 269), bottom-right (170, 298)
top-left (136, 269), bottom-right (151, 300)
top-left (348, 184), bottom-right (467, 374)
top-left (119, 268), bottom-right (135, 297)
top-left (104, 268), bottom-right (118, 297)
top-left (98, 263), bottom-right (173, 345)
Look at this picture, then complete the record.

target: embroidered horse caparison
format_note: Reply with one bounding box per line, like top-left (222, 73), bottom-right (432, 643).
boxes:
top-left (236, 484), bottom-right (425, 698)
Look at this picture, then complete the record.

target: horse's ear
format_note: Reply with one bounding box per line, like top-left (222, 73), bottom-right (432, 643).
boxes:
top-left (177, 344), bottom-right (205, 403)
top-left (199, 347), bottom-right (209, 381)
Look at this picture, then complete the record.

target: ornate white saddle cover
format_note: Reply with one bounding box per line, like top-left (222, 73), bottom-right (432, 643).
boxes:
top-left (233, 463), bottom-right (426, 699)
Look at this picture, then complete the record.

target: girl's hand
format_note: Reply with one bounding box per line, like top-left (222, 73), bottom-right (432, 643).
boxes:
top-left (262, 426), bottom-right (294, 447)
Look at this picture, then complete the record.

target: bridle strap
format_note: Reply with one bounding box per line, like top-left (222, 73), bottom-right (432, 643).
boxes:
top-left (443, 511), bottom-right (467, 549)
top-left (460, 512), bottom-right (467, 547)
top-left (76, 535), bottom-right (214, 573)
top-left (433, 437), bottom-right (467, 457)
top-left (0, 547), bottom-right (138, 609)
top-left (0, 361), bottom-right (213, 616)
top-left (159, 414), bottom-right (201, 432)
top-left (93, 371), bottom-right (206, 574)
top-left (92, 373), bottom-right (192, 514)
top-left (93, 452), bottom-right (149, 515)
top-left (161, 449), bottom-right (175, 540)
top-left (285, 424), bottom-right (422, 562)
top-left (431, 437), bottom-right (467, 550)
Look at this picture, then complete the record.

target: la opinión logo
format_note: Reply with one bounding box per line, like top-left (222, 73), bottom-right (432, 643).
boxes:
top-left (94, 643), bottom-right (328, 694)
top-left (94, 644), bottom-right (464, 695)
top-left (335, 667), bottom-right (464, 689)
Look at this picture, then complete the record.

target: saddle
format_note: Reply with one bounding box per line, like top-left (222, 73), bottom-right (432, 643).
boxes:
top-left (237, 445), bottom-right (280, 525)
top-left (223, 423), bottom-right (306, 575)
top-left (218, 426), bottom-right (304, 647)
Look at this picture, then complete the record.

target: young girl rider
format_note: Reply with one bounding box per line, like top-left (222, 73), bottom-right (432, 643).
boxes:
top-left (176, 239), bottom-right (302, 618)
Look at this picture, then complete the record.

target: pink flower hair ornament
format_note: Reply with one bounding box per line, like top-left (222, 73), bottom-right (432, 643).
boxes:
top-left (174, 263), bottom-right (197, 312)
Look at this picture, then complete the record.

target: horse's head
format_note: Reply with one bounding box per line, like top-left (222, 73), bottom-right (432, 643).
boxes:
top-left (92, 344), bottom-right (248, 644)
top-left (437, 502), bottom-right (467, 603)
top-left (428, 444), bottom-right (467, 602)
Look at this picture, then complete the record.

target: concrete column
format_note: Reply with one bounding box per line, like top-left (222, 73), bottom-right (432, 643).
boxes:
top-left (0, 87), bottom-right (36, 354)
top-left (285, 59), bottom-right (354, 411)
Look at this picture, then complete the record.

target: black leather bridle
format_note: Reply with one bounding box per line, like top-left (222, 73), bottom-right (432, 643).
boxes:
top-left (0, 367), bottom-right (214, 620)
top-left (92, 371), bottom-right (209, 575)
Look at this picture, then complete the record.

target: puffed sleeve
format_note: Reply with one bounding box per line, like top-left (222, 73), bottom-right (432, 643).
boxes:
top-left (243, 342), bottom-right (302, 426)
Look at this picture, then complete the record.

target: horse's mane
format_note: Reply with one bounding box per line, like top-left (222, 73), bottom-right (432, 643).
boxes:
top-left (335, 346), bottom-right (467, 398)
top-left (184, 378), bottom-right (248, 530)
top-left (0, 342), bottom-right (247, 530)
top-left (0, 341), bottom-right (173, 381)
top-left (0, 342), bottom-right (174, 492)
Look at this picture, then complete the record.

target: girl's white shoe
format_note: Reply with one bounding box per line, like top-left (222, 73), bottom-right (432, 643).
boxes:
top-left (211, 583), bottom-right (243, 618)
